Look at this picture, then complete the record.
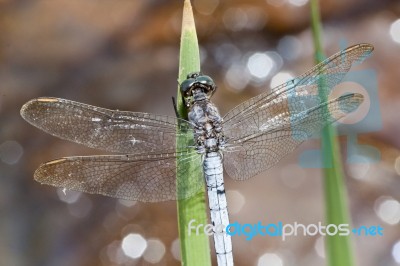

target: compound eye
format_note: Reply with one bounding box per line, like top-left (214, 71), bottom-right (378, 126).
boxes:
top-left (196, 75), bottom-right (214, 87)
top-left (196, 75), bottom-right (216, 94)
top-left (180, 78), bottom-right (196, 97)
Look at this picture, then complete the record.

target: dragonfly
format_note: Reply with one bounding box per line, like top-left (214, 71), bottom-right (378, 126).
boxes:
top-left (21, 43), bottom-right (373, 266)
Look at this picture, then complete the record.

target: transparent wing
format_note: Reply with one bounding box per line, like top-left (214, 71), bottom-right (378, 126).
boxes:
top-left (22, 97), bottom-right (203, 201)
top-left (222, 43), bottom-right (372, 180)
top-left (224, 94), bottom-right (363, 180)
top-left (20, 97), bottom-right (193, 154)
top-left (34, 151), bottom-right (204, 202)
top-left (223, 44), bottom-right (373, 140)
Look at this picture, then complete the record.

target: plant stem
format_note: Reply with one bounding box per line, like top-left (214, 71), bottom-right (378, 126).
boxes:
top-left (310, 1), bottom-right (355, 266)
top-left (176, 1), bottom-right (211, 265)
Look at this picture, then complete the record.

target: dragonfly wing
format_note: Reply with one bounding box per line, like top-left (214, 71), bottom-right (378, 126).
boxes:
top-left (34, 151), bottom-right (204, 202)
top-left (223, 93), bottom-right (363, 180)
top-left (20, 97), bottom-right (193, 154)
top-left (223, 43), bottom-right (373, 141)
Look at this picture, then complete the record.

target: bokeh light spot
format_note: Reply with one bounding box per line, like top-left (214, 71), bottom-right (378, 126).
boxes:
top-left (257, 252), bottom-right (283, 266)
top-left (277, 35), bottom-right (303, 61)
top-left (288, 0), bottom-right (309, 7)
top-left (226, 190), bottom-right (245, 214)
top-left (374, 196), bottom-right (400, 225)
top-left (214, 43), bottom-right (242, 67)
top-left (118, 199), bottom-right (137, 208)
top-left (106, 240), bottom-right (127, 264)
top-left (247, 53), bottom-right (274, 79)
top-left (193, 0), bottom-right (219, 15)
top-left (67, 194), bottom-right (92, 218)
top-left (270, 71), bottom-right (294, 89)
top-left (314, 237), bottom-right (325, 258)
top-left (0, 140), bottom-right (23, 165)
top-left (225, 64), bottom-right (250, 91)
top-left (171, 238), bottom-right (181, 261)
top-left (121, 233), bottom-right (147, 259)
top-left (267, 0), bottom-right (286, 7)
top-left (348, 155), bottom-right (371, 180)
top-left (392, 240), bottom-right (400, 263)
top-left (244, 7), bottom-right (267, 30)
top-left (223, 8), bottom-right (248, 31)
top-left (57, 188), bottom-right (81, 204)
top-left (389, 19), bottom-right (400, 44)
top-left (394, 156), bottom-right (400, 175)
top-left (143, 238), bottom-right (166, 264)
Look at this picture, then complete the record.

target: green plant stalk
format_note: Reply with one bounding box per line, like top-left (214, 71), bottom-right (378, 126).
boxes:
top-left (310, 1), bottom-right (355, 266)
top-left (176, 1), bottom-right (211, 265)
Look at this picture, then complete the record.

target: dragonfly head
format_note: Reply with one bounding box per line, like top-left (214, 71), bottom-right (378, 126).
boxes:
top-left (180, 72), bottom-right (217, 107)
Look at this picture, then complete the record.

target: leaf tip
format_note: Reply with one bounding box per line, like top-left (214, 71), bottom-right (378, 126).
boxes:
top-left (182, 0), bottom-right (196, 32)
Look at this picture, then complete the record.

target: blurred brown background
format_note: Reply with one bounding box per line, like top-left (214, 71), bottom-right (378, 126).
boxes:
top-left (1, 0), bottom-right (400, 265)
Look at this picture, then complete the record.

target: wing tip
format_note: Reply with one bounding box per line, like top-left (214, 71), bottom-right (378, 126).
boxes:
top-left (33, 164), bottom-right (48, 183)
top-left (33, 158), bottom-right (67, 183)
top-left (350, 43), bottom-right (374, 62)
top-left (338, 92), bottom-right (364, 113)
top-left (347, 43), bottom-right (374, 52)
top-left (356, 43), bottom-right (374, 50)
top-left (20, 97), bottom-right (60, 121)
top-left (20, 99), bottom-right (35, 120)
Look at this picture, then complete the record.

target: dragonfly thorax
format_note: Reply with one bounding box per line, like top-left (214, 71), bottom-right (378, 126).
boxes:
top-left (181, 72), bottom-right (225, 153)
top-left (187, 95), bottom-right (225, 154)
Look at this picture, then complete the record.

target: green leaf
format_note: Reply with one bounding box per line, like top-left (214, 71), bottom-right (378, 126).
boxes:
top-left (176, 1), bottom-right (212, 265)
top-left (310, 1), bottom-right (355, 266)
